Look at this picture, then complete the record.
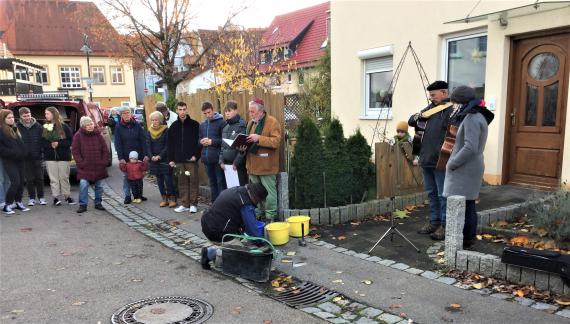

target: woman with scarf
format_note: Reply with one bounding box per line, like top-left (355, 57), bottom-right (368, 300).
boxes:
top-left (442, 86), bottom-right (494, 248)
top-left (0, 109), bottom-right (29, 214)
top-left (42, 106), bottom-right (74, 206)
top-left (114, 107), bottom-right (149, 204)
top-left (146, 111), bottom-right (175, 207)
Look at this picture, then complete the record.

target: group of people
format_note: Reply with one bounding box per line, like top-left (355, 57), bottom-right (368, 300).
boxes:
top-left (0, 107), bottom-right (78, 215)
top-left (407, 81), bottom-right (494, 247)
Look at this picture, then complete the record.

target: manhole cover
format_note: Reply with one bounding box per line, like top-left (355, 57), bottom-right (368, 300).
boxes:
top-left (111, 296), bottom-right (214, 324)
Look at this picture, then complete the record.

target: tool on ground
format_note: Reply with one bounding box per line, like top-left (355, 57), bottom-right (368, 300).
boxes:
top-left (299, 223), bottom-right (307, 247)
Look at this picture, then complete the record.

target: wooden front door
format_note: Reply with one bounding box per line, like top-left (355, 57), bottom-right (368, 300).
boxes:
top-left (506, 31), bottom-right (569, 188)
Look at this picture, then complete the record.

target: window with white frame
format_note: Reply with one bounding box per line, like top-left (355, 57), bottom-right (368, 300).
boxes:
top-left (445, 33), bottom-right (487, 98)
top-left (364, 56), bottom-right (393, 117)
top-left (111, 66), bottom-right (124, 84)
top-left (59, 66), bottom-right (81, 88)
top-left (15, 66), bottom-right (29, 81)
top-left (121, 101), bottom-right (131, 107)
top-left (91, 66), bottom-right (105, 84)
top-left (39, 66), bottom-right (49, 84)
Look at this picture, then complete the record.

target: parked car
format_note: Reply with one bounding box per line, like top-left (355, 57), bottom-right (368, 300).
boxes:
top-left (133, 107), bottom-right (145, 124)
top-left (0, 92), bottom-right (113, 179)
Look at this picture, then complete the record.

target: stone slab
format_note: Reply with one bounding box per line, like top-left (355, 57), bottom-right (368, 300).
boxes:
top-left (340, 206), bottom-right (350, 224)
top-left (330, 207), bottom-right (340, 225)
top-left (534, 271), bottom-right (550, 291)
top-left (531, 302), bottom-right (558, 312)
top-left (514, 297), bottom-right (535, 307)
top-left (421, 271), bottom-right (441, 280)
top-left (520, 267), bottom-right (536, 286)
top-left (506, 264), bottom-right (522, 284)
top-left (404, 268), bottom-right (424, 275)
top-left (318, 302), bottom-right (342, 314)
top-left (435, 276), bottom-right (456, 285)
top-left (479, 254), bottom-right (496, 277)
top-left (309, 208), bottom-right (320, 225)
top-left (390, 263), bottom-right (410, 271)
top-left (319, 208), bottom-right (331, 225)
top-left (377, 313), bottom-right (402, 324)
top-left (549, 274), bottom-right (565, 294)
top-left (314, 311), bottom-right (336, 319)
top-left (492, 259), bottom-right (507, 280)
top-left (360, 307), bottom-right (383, 318)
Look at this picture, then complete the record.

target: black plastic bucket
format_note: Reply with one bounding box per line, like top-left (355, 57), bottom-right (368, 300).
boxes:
top-left (220, 234), bottom-right (275, 283)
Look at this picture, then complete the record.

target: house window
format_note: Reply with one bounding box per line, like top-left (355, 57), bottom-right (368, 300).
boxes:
top-left (364, 56), bottom-right (393, 118)
top-left (446, 33), bottom-right (487, 98)
top-left (59, 66), bottom-right (81, 88)
top-left (121, 101), bottom-right (131, 107)
top-left (15, 66), bottom-right (29, 81)
top-left (111, 66), bottom-right (124, 84)
top-left (38, 66), bottom-right (49, 84)
top-left (91, 66), bottom-right (105, 84)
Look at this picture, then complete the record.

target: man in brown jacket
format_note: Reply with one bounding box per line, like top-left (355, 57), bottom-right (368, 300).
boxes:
top-left (242, 98), bottom-right (281, 221)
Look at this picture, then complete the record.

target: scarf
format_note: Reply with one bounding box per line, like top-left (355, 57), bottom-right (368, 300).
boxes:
top-left (253, 113), bottom-right (266, 135)
top-left (19, 117), bottom-right (37, 129)
top-left (120, 117), bottom-right (136, 128)
top-left (148, 124), bottom-right (167, 140)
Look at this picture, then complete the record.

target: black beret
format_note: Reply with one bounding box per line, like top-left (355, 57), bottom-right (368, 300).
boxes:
top-left (426, 81), bottom-right (448, 91)
top-left (451, 85), bottom-right (476, 104)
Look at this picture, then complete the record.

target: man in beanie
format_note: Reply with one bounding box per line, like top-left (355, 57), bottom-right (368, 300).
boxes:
top-left (200, 183), bottom-right (268, 270)
top-left (408, 80), bottom-right (453, 240)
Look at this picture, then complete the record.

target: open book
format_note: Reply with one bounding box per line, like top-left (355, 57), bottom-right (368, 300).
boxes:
top-left (223, 134), bottom-right (253, 149)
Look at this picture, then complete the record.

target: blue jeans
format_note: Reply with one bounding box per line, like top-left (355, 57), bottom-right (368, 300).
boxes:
top-left (0, 159), bottom-right (10, 205)
top-left (157, 174), bottom-right (175, 196)
top-left (204, 162), bottom-right (226, 202)
top-left (122, 172), bottom-right (131, 198)
top-left (422, 167), bottom-right (447, 225)
top-left (464, 200), bottom-right (478, 240)
top-left (79, 179), bottom-right (103, 207)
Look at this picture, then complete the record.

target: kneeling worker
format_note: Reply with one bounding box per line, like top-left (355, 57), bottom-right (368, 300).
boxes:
top-left (200, 183), bottom-right (268, 269)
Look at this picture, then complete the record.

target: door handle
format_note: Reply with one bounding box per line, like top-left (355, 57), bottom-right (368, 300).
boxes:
top-left (510, 112), bottom-right (516, 126)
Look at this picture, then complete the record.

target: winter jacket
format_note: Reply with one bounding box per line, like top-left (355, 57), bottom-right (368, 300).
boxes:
top-left (114, 118), bottom-right (149, 161)
top-left (167, 115), bottom-right (201, 163)
top-left (108, 114), bottom-right (120, 130)
top-left (408, 98), bottom-right (453, 168)
top-left (245, 114), bottom-right (282, 175)
top-left (119, 160), bottom-right (148, 181)
top-left (219, 114), bottom-right (247, 166)
top-left (72, 128), bottom-right (109, 182)
top-left (146, 126), bottom-right (171, 175)
top-left (0, 127), bottom-right (27, 161)
top-left (199, 112), bottom-right (226, 164)
top-left (17, 118), bottom-right (43, 160)
top-left (41, 123), bottom-right (73, 161)
top-left (443, 100), bottom-right (494, 200)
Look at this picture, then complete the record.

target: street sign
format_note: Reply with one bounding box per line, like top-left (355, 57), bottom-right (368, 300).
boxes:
top-left (144, 88), bottom-right (148, 94)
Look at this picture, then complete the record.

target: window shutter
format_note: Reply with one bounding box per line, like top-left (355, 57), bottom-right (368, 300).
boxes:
top-left (365, 56), bottom-right (392, 73)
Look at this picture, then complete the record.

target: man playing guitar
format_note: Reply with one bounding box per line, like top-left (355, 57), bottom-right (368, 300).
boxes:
top-left (408, 81), bottom-right (453, 240)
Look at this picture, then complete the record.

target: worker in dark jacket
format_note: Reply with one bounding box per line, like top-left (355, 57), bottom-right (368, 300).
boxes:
top-left (167, 101), bottom-right (201, 214)
top-left (220, 100), bottom-right (248, 186)
top-left (17, 107), bottom-right (45, 206)
top-left (200, 183), bottom-right (268, 269)
top-left (114, 107), bottom-right (149, 204)
top-left (199, 101), bottom-right (227, 202)
top-left (408, 81), bottom-right (453, 240)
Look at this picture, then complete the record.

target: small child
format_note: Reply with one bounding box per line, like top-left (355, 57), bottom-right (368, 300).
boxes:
top-left (119, 151), bottom-right (148, 203)
top-left (393, 121), bottom-right (416, 162)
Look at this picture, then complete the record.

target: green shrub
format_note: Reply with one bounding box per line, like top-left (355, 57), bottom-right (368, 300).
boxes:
top-left (323, 119), bottom-right (351, 206)
top-left (346, 129), bottom-right (374, 202)
top-left (526, 186), bottom-right (570, 243)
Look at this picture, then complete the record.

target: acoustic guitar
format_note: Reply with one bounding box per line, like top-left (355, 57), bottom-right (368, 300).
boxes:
top-left (411, 102), bottom-right (453, 156)
top-left (435, 124), bottom-right (459, 171)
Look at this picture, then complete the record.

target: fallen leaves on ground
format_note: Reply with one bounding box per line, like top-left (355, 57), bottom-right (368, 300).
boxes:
top-left (555, 296), bottom-right (570, 306)
top-left (131, 278), bottom-right (143, 283)
top-left (445, 303), bottom-right (462, 313)
top-left (472, 283), bottom-right (484, 289)
top-left (389, 304), bottom-right (402, 309)
top-left (20, 228), bottom-right (32, 232)
top-left (271, 275), bottom-right (294, 290)
top-left (309, 233), bottom-right (321, 239)
top-left (515, 289), bottom-right (525, 297)
top-left (361, 280), bottom-right (373, 285)
top-left (230, 306), bottom-right (241, 315)
top-left (286, 252), bottom-right (296, 256)
top-left (392, 209), bottom-right (410, 219)
top-left (510, 236), bottom-right (530, 246)
top-left (71, 301), bottom-right (86, 306)
top-left (263, 320), bottom-right (272, 324)
top-left (336, 235), bottom-right (347, 241)
top-left (166, 220), bottom-right (184, 227)
top-left (350, 221), bottom-right (361, 226)
top-left (404, 205), bottom-right (416, 212)
top-left (332, 279), bottom-right (344, 284)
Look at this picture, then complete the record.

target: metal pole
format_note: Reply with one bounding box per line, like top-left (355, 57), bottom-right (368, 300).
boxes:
top-left (86, 49), bottom-right (92, 102)
top-left (323, 171), bottom-right (327, 208)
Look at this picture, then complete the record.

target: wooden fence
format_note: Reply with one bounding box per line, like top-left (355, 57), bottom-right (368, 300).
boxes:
top-left (375, 142), bottom-right (424, 198)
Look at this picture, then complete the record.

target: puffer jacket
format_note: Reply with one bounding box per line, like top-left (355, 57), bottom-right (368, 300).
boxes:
top-left (120, 160), bottom-right (148, 181)
top-left (199, 112), bottom-right (226, 164)
top-left (0, 127), bottom-right (26, 161)
top-left (71, 128), bottom-right (109, 182)
top-left (17, 118), bottom-right (43, 160)
top-left (114, 118), bottom-right (149, 161)
top-left (219, 114), bottom-right (247, 166)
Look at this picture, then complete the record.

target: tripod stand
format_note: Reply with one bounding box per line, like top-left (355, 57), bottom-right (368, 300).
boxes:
top-left (368, 144), bottom-right (420, 254)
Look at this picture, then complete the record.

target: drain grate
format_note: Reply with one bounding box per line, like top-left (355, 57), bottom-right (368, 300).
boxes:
top-left (111, 296), bottom-right (213, 324)
top-left (272, 282), bottom-right (338, 307)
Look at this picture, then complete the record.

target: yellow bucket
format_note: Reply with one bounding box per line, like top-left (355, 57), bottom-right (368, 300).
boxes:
top-left (288, 216), bottom-right (311, 238)
top-left (265, 222), bottom-right (290, 245)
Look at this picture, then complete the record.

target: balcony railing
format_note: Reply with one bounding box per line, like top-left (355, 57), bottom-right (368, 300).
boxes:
top-left (0, 80), bottom-right (43, 96)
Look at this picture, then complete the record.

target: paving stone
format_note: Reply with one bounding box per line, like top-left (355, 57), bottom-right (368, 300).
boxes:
top-left (341, 312), bottom-right (357, 320)
top-left (531, 302), bottom-right (558, 312)
top-left (313, 240), bottom-right (326, 246)
top-left (455, 250), bottom-right (468, 271)
top-left (366, 256), bottom-right (382, 262)
top-left (348, 302), bottom-right (366, 310)
top-left (514, 297), bottom-right (535, 307)
top-left (310, 208), bottom-right (321, 225)
top-left (330, 207), bottom-right (340, 225)
top-left (343, 250), bottom-right (357, 256)
top-left (323, 243), bottom-right (336, 249)
top-left (490, 293), bottom-right (511, 300)
top-left (405, 268), bottom-right (424, 275)
top-left (340, 206), bottom-right (350, 224)
top-left (314, 311), bottom-right (336, 319)
top-left (355, 253), bottom-right (369, 259)
top-left (555, 309), bottom-right (570, 318)
top-left (319, 208), bottom-right (331, 225)
top-left (479, 254), bottom-right (496, 277)
top-left (333, 247), bottom-right (348, 253)
top-left (356, 203), bottom-right (368, 220)
top-left (318, 302), bottom-right (342, 314)
top-left (377, 313), bottom-right (402, 324)
top-left (492, 259), bottom-right (507, 280)
top-left (466, 251), bottom-right (482, 273)
top-left (328, 318), bottom-right (348, 324)
top-left (435, 276), bottom-right (456, 285)
top-left (420, 271), bottom-right (441, 280)
top-left (390, 263), bottom-right (410, 271)
top-left (473, 288), bottom-right (492, 295)
top-left (378, 259), bottom-right (396, 266)
top-left (299, 306), bottom-right (319, 313)
top-left (506, 264), bottom-right (522, 284)
top-left (360, 307), bottom-right (383, 318)
top-left (550, 274), bottom-right (565, 294)
top-left (354, 317), bottom-right (377, 324)
top-left (520, 267), bottom-right (536, 286)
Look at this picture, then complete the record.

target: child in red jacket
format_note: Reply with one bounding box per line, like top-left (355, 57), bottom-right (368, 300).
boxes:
top-left (119, 151), bottom-right (148, 203)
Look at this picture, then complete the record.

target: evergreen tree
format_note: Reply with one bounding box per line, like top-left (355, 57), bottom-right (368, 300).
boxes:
top-left (346, 129), bottom-right (374, 202)
top-left (298, 48), bottom-right (331, 127)
top-left (323, 119), bottom-right (351, 206)
top-left (289, 117), bottom-right (325, 208)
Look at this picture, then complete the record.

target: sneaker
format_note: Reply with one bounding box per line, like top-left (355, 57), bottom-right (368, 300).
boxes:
top-left (2, 205), bottom-right (15, 215)
top-left (94, 204), bottom-right (106, 211)
top-left (54, 198), bottom-right (61, 206)
top-left (132, 198), bottom-right (142, 204)
top-left (15, 202), bottom-right (30, 212)
top-left (76, 205), bottom-right (87, 214)
top-left (417, 223), bottom-right (439, 234)
top-left (124, 197), bottom-right (132, 205)
top-left (200, 247), bottom-right (211, 270)
top-left (66, 197), bottom-right (76, 205)
top-left (28, 199), bottom-right (36, 206)
top-left (174, 205), bottom-right (189, 213)
top-left (38, 198), bottom-right (47, 205)
top-left (430, 225), bottom-right (446, 240)
top-left (140, 196), bottom-right (148, 201)
top-left (189, 205), bottom-right (198, 213)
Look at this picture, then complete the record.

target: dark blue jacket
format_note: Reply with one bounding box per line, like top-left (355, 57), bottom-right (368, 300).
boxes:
top-left (17, 118), bottom-right (43, 160)
top-left (199, 112), bottom-right (226, 164)
top-left (146, 129), bottom-right (171, 175)
top-left (114, 118), bottom-right (149, 161)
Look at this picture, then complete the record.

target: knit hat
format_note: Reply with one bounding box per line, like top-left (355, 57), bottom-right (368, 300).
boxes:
top-left (129, 151), bottom-right (139, 160)
top-left (253, 98), bottom-right (264, 106)
top-left (426, 81), bottom-right (448, 91)
top-left (80, 116), bottom-right (93, 128)
top-left (396, 121), bottom-right (408, 132)
top-left (451, 85), bottom-right (476, 104)
top-left (246, 183), bottom-right (268, 204)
